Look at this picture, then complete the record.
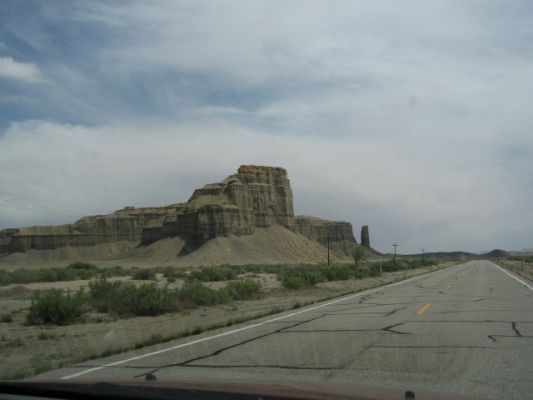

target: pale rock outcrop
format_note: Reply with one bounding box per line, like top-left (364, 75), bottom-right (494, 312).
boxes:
top-left (140, 166), bottom-right (295, 252)
top-left (3, 206), bottom-right (180, 253)
top-left (0, 165), bottom-right (357, 258)
top-left (294, 216), bottom-right (356, 256)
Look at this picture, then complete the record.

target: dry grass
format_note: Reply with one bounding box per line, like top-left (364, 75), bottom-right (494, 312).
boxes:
top-left (0, 285), bottom-right (33, 299)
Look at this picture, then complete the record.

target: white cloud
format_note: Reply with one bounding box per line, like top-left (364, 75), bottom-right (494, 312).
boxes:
top-left (1, 2), bottom-right (533, 253)
top-left (0, 56), bottom-right (44, 83)
top-left (1, 119), bottom-right (531, 253)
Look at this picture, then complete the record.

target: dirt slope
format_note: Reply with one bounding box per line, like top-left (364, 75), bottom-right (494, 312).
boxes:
top-left (0, 225), bottom-right (350, 269)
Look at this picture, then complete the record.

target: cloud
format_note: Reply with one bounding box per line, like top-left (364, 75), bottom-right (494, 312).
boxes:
top-left (1, 2), bottom-right (533, 253)
top-left (0, 56), bottom-right (44, 83)
top-left (1, 119), bottom-right (531, 253)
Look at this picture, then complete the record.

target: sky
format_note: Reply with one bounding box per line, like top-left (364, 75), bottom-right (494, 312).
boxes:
top-left (0, 1), bottom-right (532, 254)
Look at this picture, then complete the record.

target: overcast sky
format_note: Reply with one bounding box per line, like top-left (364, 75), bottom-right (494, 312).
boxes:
top-left (1, 1), bottom-right (532, 253)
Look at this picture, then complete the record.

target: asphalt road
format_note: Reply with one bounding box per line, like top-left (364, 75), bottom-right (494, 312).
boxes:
top-left (38, 261), bottom-right (533, 399)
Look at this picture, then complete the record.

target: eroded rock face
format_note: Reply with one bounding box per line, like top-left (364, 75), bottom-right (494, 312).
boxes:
top-left (295, 216), bottom-right (356, 257)
top-left (141, 165), bottom-right (295, 251)
top-left (0, 229), bottom-right (19, 253)
top-left (2, 206), bottom-right (180, 253)
top-left (0, 165), bottom-right (357, 258)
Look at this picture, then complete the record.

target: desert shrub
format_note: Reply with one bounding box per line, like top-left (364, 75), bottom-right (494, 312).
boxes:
top-left (280, 275), bottom-right (306, 289)
top-left (98, 265), bottom-right (133, 278)
top-left (509, 255), bottom-right (533, 263)
top-left (67, 262), bottom-right (98, 271)
top-left (223, 280), bottom-right (262, 300)
top-left (187, 266), bottom-right (238, 282)
top-left (186, 270), bottom-right (208, 282)
top-left (132, 268), bottom-right (156, 280)
top-left (413, 259), bottom-right (437, 268)
top-left (88, 279), bottom-right (173, 316)
top-left (161, 267), bottom-right (187, 282)
top-left (352, 244), bottom-right (366, 266)
top-left (367, 264), bottom-right (382, 277)
top-left (279, 270), bottom-right (323, 289)
top-left (88, 279), bottom-right (122, 313)
top-left (0, 265), bottom-right (104, 286)
top-left (352, 269), bottom-right (367, 279)
top-left (1, 314), bottom-right (14, 323)
top-left (381, 260), bottom-right (401, 272)
top-left (320, 264), bottom-right (353, 281)
top-left (26, 289), bottom-right (86, 325)
top-left (178, 282), bottom-right (230, 306)
top-left (0, 269), bottom-right (11, 286)
top-left (119, 284), bottom-right (173, 316)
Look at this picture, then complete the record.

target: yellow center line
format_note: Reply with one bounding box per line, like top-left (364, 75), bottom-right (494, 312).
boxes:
top-left (416, 303), bottom-right (432, 316)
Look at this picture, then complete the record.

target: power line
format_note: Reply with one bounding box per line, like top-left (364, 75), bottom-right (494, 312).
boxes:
top-left (392, 242), bottom-right (399, 260)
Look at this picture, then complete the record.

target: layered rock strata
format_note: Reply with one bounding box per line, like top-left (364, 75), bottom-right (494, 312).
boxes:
top-left (0, 165), bottom-right (357, 258)
top-left (295, 216), bottom-right (356, 256)
top-left (2, 206), bottom-right (180, 253)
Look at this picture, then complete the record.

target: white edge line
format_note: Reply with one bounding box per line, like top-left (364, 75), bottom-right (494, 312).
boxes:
top-left (488, 261), bottom-right (533, 291)
top-left (61, 263), bottom-right (463, 380)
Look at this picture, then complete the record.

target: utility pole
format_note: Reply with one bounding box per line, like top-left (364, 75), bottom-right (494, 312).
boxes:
top-left (392, 242), bottom-right (399, 261)
top-left (421, 249), bottom-right (425, 261)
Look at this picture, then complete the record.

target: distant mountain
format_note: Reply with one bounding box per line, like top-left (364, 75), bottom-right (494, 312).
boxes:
top-left (481, 249), bottom-right (509, 259)
top-left (397, 249), bottom-right (509, 261)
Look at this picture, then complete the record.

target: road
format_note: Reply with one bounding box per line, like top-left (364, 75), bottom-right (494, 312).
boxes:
top-left (37, 261), bottom-right (533, 399)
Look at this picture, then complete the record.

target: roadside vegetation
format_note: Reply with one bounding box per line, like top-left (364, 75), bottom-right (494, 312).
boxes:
top-left (1, 258), bottom-right (438, 291)
top-left (186, 266), bottom-right (238, 282)
top-left (499, 256), bottom-right (533, 282)
top-left (0, 263), bottom-right (137, 286)
top-left (277, 259), bottom-right (436, 289)
top-left (508, 255), bottom-right (533, 263)
top-left (4, 258), bottom-right (439, 326)
top-left (26, 278), bottom-right (262, 326)
top-left (26, 289), bottom-right (87, 325)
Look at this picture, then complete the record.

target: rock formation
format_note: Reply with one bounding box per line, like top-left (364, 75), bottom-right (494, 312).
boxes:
top-left (1, 206), bottom-right (180, 253)
top-left (294, 216), bottom-right (356, 257)
top-left (361, 225), bottom-right (370, 247)
top-left (0, 165), bottom-right (357, 258)
top-left (141, 165), bottom-right (296, 253)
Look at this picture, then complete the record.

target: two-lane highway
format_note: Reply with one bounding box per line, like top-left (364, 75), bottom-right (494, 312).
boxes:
top-left (37, 261), bottom-right (533, 399)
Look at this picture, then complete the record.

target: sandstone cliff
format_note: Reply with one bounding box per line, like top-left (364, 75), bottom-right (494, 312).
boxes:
top-left (142, 165), bottom-right (296, 252)
top-left (0, 165), bottom-right (357, 260)
top-left (2, 206), bottom-right (180, 253)
top-left (294, 216), bottom-right (356, 256)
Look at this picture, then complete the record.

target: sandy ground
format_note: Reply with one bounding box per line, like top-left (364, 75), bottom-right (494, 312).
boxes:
top-left (0, 226), bottom-right (352, 270)
top-left (0, 263), bottom-right (455, 379)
